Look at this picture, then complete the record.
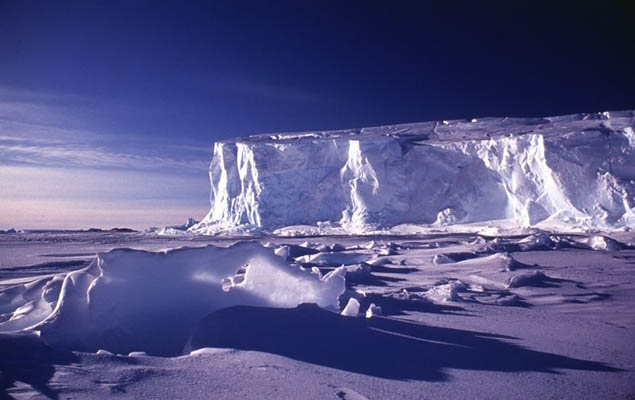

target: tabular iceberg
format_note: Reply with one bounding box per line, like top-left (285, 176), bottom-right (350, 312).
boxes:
top-left (191, 110), bottom-right (635, 233)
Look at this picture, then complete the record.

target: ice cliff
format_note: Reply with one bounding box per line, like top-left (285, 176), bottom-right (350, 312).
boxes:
top-left (191, 110), bottom-right (635, 233)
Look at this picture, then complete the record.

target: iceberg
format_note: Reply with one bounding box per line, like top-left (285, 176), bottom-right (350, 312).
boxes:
top-left (191, 110), bottom-right (635, 234)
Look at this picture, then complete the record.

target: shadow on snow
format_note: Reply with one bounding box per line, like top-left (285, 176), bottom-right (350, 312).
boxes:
top-left (0, 332), bottom-right (78, 400)
top-left (190, 303), bottom-right (622, 381)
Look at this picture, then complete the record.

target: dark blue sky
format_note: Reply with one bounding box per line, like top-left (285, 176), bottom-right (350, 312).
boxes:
top-left (2, 1), bottom-right (634, 140)
top-left (1, 1), bottom-right (634, 228)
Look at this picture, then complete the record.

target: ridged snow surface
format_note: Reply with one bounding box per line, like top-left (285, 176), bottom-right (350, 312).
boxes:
top-left (0, 243), bottom-right (345, 356)
top-left (192, 111), bottom-right (635, 233)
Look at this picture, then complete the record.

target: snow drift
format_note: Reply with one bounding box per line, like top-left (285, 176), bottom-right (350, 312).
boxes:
top-left (0, 243), bottom-right (346, 356)
top-left (191, 110), bottom-right (635, 233)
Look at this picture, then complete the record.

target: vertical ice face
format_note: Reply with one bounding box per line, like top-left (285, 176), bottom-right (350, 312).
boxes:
top-left (201, 138), bottom-right (353, 229)
top-left (205, 142), bottom-right (262, 227)
top-left (340, 138), bottom-right (409, 231)
top-left (340, 139), bottom-right (377, 230)
top-left (191, 111), bottom-right (635, 233)
top-left (442, 133), bottom-right (575, 226)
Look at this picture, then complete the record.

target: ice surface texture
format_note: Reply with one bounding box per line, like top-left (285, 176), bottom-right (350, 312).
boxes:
top-left (0, 243), bottom-right (345, 356)
top-left (191, 110), bottom-right (635, 233)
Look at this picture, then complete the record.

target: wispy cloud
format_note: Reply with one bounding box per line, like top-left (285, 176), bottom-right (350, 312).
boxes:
top-left (0, 86), bottom-right (210, 171)
top-left (0, 85), bottom-right (83, 106)
top-left (0, 136), bottom-right (209, 171)
top-left (0, 86), bottom-right (91, 132)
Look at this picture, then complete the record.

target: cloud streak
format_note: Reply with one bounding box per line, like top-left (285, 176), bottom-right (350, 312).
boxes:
top-left (0, 137), bottom-right (209, 171)
top-left (0, 85), bottom-right (211, 172)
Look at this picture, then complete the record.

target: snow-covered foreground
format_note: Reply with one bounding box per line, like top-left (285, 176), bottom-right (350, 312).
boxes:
top-left (1, 230), bottom-right (634, 399)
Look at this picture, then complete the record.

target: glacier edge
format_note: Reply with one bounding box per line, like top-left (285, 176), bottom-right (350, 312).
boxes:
top-left (192, 110), bottom-right (635, 234)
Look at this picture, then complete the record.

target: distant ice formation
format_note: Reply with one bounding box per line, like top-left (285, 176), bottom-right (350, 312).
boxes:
top-left (191, 110), bottom-right (635, 233)
top-left (147, 217), bottom-right (199, 235)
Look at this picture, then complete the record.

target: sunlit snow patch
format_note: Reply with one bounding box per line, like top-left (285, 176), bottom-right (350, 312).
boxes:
top-left (0, 242), bottom-right (346, 356)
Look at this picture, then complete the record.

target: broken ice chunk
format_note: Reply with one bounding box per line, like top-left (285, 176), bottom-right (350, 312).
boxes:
top-left (341, 298), bottom-right (360, 317)
top-left (426, 281), bottom-right (467, 302)
top-left (365, 303), bottom-right (383, 318)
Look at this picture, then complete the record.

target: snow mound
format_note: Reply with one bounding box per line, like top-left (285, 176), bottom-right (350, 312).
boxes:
top-left (272, 244), bottom-right (320, 260)
top-left (583, 235), bottom-right (628, 251)
top-left (0, 243), bottom-right (346, 356)
top-left (191, 110), bottom-right (635, 234)
top-left (343, 263), bottom-right (373, 281)
top-left (426, 281), bottom-right (468, 302)
top-left (433, 254), bottom-right (455, 265)
top-left (506, 271), bottom-right (550, 288)
top-left (298, 251), bottom-right (372, 266)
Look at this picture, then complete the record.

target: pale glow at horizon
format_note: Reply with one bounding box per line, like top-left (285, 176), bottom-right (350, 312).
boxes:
top-left (0, 165), bottom-right (210, 230)
top-left (1, 198), bottom-right (209, 230)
